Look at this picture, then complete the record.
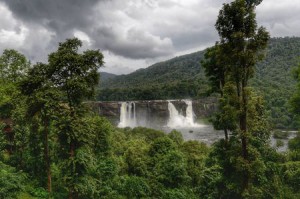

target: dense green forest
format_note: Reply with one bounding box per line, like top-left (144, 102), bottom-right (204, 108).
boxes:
top-left (1, 0), bottom-right (300, 198)
top-left (99, 37), bottom-right (300, 129)
top-left (1, 39), bottom-right (300, 197)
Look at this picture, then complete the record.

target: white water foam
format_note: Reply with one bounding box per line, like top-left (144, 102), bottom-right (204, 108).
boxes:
top-left (167, 100), bottom-right (202, 128)
top-left (118, 102), bottom-right (137, 128)
top-left (118, 100), bottom-right (204, 128)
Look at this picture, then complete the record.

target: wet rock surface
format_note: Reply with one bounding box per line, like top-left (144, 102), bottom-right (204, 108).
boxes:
top-left (91, 98), bottom-right (217, 125)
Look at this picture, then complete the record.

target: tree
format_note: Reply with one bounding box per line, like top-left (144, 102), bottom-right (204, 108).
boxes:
top-left (0, 50), bottom-right (30, 159)
top-left (0, 49), bottom-right (30, 118)
top-left (0, 49), bottom-right (29, 83)
top-left (20, 62), bottom-right (63, 193)
top-left (202, 44), bottom-right (236, 142)
top-left (46, 38), bottom-right (104, 199)
top-left (203, 0), bottom-right (269, 195)
top-left (202, 44), bottom-right (226, 96)
top-left (0, 161), bottom-right (27, 199)
top-left (19, 38), bottom-right (104, 198)
top-left (291, 62), bottom-right (300, 124)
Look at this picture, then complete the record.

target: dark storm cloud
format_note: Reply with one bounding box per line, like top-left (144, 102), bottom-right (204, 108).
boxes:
top-left (1, 0), bottom-right (98, 30)
top-left (0, 0), bottom-right (176, 60)
top-left (0, 0), bottom-right (300, 74)
top-left (0, 0), bottom-right (102, 62)
top-left (94, 26), bottom-right (174, 59)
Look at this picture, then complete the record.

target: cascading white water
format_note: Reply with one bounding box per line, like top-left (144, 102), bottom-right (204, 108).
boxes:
top-left (118, 102), bottom-right (137, 128)
top-left (132, 102), bottom-right (137, 125)
top-left (118, 102), bottom-right (127, 127)
top-left (167, 101), bottom-right (186, 128)
top-left (118, 100), bottom-right (201, 128)
top-left (184, 100), bottom-right (195, 125)
top-left (167, 100), bottom-right (200, 128)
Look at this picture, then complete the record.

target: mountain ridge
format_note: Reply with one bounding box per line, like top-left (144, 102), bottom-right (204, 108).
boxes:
top-left (100, 50), bottom-right (205, 89)
top-left (98, 37), bottom-right (300, 129)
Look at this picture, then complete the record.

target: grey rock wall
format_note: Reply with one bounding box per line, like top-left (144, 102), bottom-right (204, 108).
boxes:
top-left (89, 98), bottom-right (217, 126)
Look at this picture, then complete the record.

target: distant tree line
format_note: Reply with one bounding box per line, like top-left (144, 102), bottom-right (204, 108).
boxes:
top-left (98, 37), bottom-right (300, 130)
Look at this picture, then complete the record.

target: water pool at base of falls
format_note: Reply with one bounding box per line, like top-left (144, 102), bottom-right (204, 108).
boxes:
top-left (162, 125), bottom-right (224, 145)
top-left (115, 100), bottom-right (296, 150)
top-left (117, 100), bottom-right (224, 145)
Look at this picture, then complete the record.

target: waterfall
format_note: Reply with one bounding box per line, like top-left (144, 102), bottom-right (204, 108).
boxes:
top-left (167, 100), bottom-right (200, 128)
top-left (167, 101), bottom-right (186, 128)
top-left (118, 102), bottom-right (137, 128)
top-left (184, 100), bottom-right (195, 126)
top-left (118, 100), bottom-right (201, 129)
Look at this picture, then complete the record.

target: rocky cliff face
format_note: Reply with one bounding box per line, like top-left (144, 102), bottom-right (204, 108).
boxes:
top-left (90, 98), bottom-right (217, 126)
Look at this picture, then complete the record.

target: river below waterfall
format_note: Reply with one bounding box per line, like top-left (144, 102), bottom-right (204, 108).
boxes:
top-left (112, 100), bottom-right (296, 150)
top-left (162, 126), bottom-right (296, 151)
top-left (162, 125), bottom-right (224, 145)
top-left (116, 100), bottom-right (224, 145)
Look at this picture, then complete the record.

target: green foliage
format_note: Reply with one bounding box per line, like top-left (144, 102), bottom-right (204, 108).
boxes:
top-left (0, 49), bottom-right (30, 82)
top-left (0, 9), bottom-right (300, 199)
top-left (201, 43), bottom-right (227, 96)
top-left (273, 130), bottom-right (289, 139)
top-left (288, 133), bottom-right (300, 151)
top-left (118, 175), bottom-right (151, 198)
top-left (181, 141), bottom-right (209, 186)
top-left (149, 137), bottom-right (176, 157)
top-left (47, 38), bottom-right (103, 106)
top-left (197, 165), bottom-right (222, 199)
top-left (100, 51), bottom-right (205, 90)
top-left (125, 139), bottom-right (149, 176)
top-left (161, 188), bottom-right (196, 199)
top-left (0, 49), bottom-right (30, 118)
top-left (99, 37), bottom-right (300, 130)
top-left (203, 0), bottom-right (272, 197)
top-left (256, 38), bottom-right (300, 129)
top-left (291, 61), bottom-right (300, 125)
top-left (26, 187), bottom-right (49, 199)
top-left (154, 150), bottom-right (190, 188)
top-left (129, 126), bottom-right (165, 142)
top-left (247, 93), bottom-right (271, 143)
top-left (281, 161), bottom-right (300, 193)
top-left (0, 161), bottom-right (26, 199)
top-left (168, 130), bottom-right (184, 145)
top-left (2, 98), bottom-right (300, 199)
top-left (0, 122), bottom-right (6, 153)
top-left (276, 140), bottom-right (284, 148)
top-left (0, 82), bottom-right (15, 118)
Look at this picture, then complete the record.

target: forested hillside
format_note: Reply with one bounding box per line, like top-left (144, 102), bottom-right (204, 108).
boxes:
top-left (99, 37), bottom-right (300, 129)
top-left (99, 50), bottom-right (207, 100)
top-left (2, 0), bottom-right (300, 197)
top-left (100, 72), bottom-right (117, 82)
top-left (100, 50), bottom-right (205, 89)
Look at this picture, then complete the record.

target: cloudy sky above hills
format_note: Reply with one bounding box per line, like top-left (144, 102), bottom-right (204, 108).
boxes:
top-left (0, 0), bottom-right (300, 74)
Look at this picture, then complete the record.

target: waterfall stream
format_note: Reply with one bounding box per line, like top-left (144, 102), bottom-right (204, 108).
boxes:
top-left (118, 102), bottom-right (137, 128)
top-left (114, 100), bottom-right (294, 150)
top-left (167, 100), bottom-right (200, 128)
top-left (118, 100), bottom-right (201, 128)
top-left (116, 100), bottom-right (223, 145)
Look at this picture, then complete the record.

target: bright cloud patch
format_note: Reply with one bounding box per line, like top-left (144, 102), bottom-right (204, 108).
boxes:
top-left (0, 0), bottom-right (300, 73)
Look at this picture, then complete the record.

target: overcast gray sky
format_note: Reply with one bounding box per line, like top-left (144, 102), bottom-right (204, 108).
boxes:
top-left (0, 0), bottom-right (300, 74)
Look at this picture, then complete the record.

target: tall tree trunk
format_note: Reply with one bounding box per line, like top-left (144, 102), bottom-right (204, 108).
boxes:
top-left (220, 82), bottom-right (229, 144)
top-left (224, 129), bottom-right (229, 143)
top-left (69, 140), bottom-right (75, 199)
top-left (43, 117), bottom-right (52, 193)
top-left (240, 112), bottom-right (248, 159)
top-left (68, 106), bottom-right (76, 199)
top-left (240, 82), bottom-right (249, 191)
